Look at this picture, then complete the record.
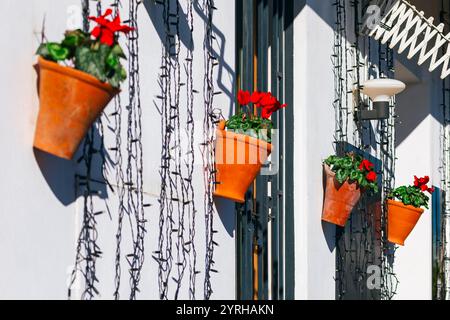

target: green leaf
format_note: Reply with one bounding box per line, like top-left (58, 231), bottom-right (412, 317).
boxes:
top-left (343, 158), bottom-right (353, 169)
top-left (224, 113), bottom-right (273, 142)
top-left (62, 29), bottom-right (88, 50)
top-left (360, 179), bottom-right (368, 188)
top-left (119, 65), bottom-right (127, 80)
top-left (36, 43), bottom-right (51, 59)
top-left (106, 52), bottom-right (120, 70)
top-left (336, 169), bottom-right (348, 184)
top-left (371, 183), bottom-right (379, 194)
top-left (403, 195), bottom-right (411, 205)
top-left (111, 44), bottom-right (127, 59)
top-left (47, 43), bottom-right (70, 61)
top-left (349, 170), bottom-right (359, 181)
top-left (75, 46), bottom-right (107, 82)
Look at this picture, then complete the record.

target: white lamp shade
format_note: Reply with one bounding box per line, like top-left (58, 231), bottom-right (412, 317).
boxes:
top-left (361, 79), bottom-right (406, 102)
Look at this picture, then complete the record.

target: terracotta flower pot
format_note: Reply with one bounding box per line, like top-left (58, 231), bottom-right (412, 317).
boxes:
top-left (322, 164), bottom-right (362, 227)
top-left (34, 57), bottom-right (119, 160)
top-left (387, 199), bottom-right (424, 246)
top-left (213, 120), bottom-right (272, 203)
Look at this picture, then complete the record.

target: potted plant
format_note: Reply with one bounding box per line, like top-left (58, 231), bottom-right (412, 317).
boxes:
top-left (213, 90), bottom-right (286, 203)
top-left (322, 153), bottom-right (379, 226)
top-left (34, 8), bottom-right (134, 159)
top-left (387, 175), bottom-right (434, 245)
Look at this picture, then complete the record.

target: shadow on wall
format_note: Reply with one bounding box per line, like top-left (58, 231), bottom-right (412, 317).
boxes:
top-left (34, 148), bottom-right (77, 206)
top-left (214, 197), bottom-right (235, 237)
top-left (193, 0), bottom-right (235, 114)
top-left (143, 0), bottom-right (194, 53)
top-left (33, 125), bottom-right (109, 207)
top-left (143, 0), bottom-right (236, 115)
top-left (394, 54), bottom-right (443, 147)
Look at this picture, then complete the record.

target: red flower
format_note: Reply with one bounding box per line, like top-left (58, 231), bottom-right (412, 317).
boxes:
top-left (237, 90), bottom-right (251, 106)
top-left (237, 91), bottom-right (286, 119)
top-left (250, 91), bottom-right (265, 106)
top-left (413, 175), bottom-right (434, 194)
top-left (261, 102), bottom-right (286, 119)
top-left (366, 171), bottom-right (377, 182)
top-left (259, 92), bottom-right (277, 107)
top-left (414, 175), bottom-right (430, 187)
top-left (258, 92), bottom-right (286, 119)
top-left (89, 9), bottom-right (135, 46)
top-left (359, 159), bottom-right (374, 171)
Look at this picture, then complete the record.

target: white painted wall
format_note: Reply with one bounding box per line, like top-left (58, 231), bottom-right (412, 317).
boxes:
top-left (394, 55), bottom-right (441, 300)
top-left (293, 0), bottom-right (337, 300)
top-left (386, 0), bottom-right (442, 300)
top-left (0, 0), bottom-right (235, 300)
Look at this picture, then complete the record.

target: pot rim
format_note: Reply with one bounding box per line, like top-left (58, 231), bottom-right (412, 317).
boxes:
top-left (216, 127), bottom-right (272, 152)
top-left (37, 56), bottom-right (120, 95)
top-left (386, 199), bottom-right (425, 214)
top-left (323, 163), bottom-right (336, 177)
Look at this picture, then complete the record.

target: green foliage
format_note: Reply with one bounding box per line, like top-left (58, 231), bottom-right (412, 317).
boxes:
top-left (225, 112), bottom-right (274, 142)
top-left (75, 43), bottom-right (126, 88)
top-left (37, 42), bottom-right (71, 61)
top-left (388, 186), bottom-right (430, 209)
top-left (324, 153), bottom-right (379, 194)
top-left (36, 29), bottom-right (126, 88)
top-left (62, 30), bottom-right (89, 49)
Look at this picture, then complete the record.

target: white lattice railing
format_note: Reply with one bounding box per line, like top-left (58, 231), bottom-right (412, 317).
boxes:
top-left (369, 0), bottom-right (450, 79)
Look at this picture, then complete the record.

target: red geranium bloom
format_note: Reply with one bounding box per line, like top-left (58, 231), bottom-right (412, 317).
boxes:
top-left (261, 101), bottom-right (286, 119)
top-left (258, 92), bottom-right (286, 119)
top-left (366, 171), bottom-right (377, 183)
top-left (414, 175), bottom-right (430, 187)
top-left (261, 106), bottom-right (272, 119)
top-left (237, 90), bottom-right (251, 106)
top-left (413, 175), bottom-right (434, 194)
top-left (259, 92), bottom-right (277, 107)
top-left (237, 90), bottom-right (286, 119)
top-left (359, 159), bottom-right (374, 171)
top-left (250, 91), bottom-right (265, 106)
top-left (89, 9), bottom-right (135, 46)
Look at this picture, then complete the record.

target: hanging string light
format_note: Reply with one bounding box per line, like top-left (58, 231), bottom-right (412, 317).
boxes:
top-left (112, 0), bottom-right (127, 300)
top-left (155, 0), bottom-right (198, 300)
top-left (185, 0), bottom-right (198, 300)
top-left (333, 0), bottom-right (398, 300)
top-left (68, 0), bottom-right (104, 300)
top-left (156, 0), bottom-right (176, 300)
top-left (332, 0), bottom-right (349, 299)
top-left (68, 0), bottom-right (146, 301)
top-left (124, 0), bottom-right (146, 300)
top-left (378, 40), bottom-right (399, 301)
top-left (201, 0), bottom-right (220, 301)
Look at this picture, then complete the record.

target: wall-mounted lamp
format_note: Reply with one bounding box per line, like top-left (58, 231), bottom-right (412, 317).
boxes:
top-left (357, 78), bottom-right (406, 120)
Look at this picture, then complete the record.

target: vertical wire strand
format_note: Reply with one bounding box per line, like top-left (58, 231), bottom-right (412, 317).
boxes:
top-left (127, 0), bottom-right (146, 300)
top-left (202, 0), bottom-right (220, 300)
top-left (69, 0), bottom-right (103, 300)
